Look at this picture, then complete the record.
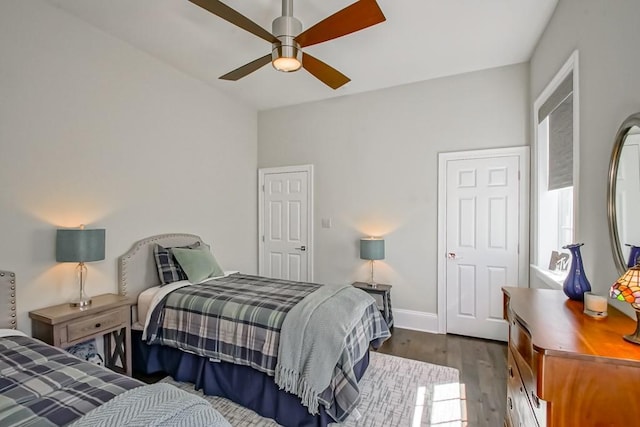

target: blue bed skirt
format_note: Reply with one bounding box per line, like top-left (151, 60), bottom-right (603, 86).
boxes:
top-left (132, 330), bottom-right (375, 427)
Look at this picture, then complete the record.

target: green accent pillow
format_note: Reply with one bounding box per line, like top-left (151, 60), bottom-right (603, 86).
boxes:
top-left (171, 246), bottom-right (224, 283)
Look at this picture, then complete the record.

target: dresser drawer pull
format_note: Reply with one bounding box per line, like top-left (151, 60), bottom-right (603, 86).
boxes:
top-left (95, 323), bottom-right (102, 328)
top-left (531, 391), bottom-right (540, 408)
top-left (509, 366), bottom-right (514, 377)
top-left (508, 397), bottom-right (513, 410)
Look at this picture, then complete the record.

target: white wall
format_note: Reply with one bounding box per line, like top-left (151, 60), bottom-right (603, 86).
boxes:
top-left (529, 0), bottom-right (640, 315)
top-left (0, 1), bottom-right (258, 333)
top-left (258, 64), bottom-right (529, 330)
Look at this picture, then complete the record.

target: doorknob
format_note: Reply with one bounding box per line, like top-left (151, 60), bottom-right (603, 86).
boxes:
top-left (295, 246), bottom-right (306, 251)
top-left (447, 252), bottom-right (462, 260)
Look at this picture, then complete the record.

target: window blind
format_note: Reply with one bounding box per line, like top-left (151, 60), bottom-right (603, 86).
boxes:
top-left (539, 73), bottom-right (573, 191)
top-left (538, 73), bottom-right (573, 124)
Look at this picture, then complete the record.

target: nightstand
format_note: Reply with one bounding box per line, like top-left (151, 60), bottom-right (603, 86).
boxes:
top-left (29, 293), bottom-right (134, 376)
top-left (352, 282), bottom-right (394, 329)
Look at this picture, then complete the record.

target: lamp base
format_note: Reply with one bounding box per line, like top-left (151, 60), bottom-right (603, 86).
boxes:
top-left (623, 310), bottom-right (640, 345)
top-left (71, 262), bottom-right (92, 308)
top-left (70, 298), bottom-right (92, 308)
top-left (624, 334), bottom-right (640, 345)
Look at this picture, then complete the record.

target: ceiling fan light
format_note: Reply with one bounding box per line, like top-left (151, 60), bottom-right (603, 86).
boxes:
top-left (272, 56), bottom-right (302, 72)
top-left (271, 41), bottom-right (303, 73)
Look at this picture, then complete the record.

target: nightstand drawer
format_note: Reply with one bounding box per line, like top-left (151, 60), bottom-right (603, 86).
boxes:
top-left (66, 307), bottom-right (128, 343)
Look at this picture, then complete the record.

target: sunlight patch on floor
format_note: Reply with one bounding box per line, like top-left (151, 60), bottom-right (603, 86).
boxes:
top-left (411, 382), bottom-right (468, 426)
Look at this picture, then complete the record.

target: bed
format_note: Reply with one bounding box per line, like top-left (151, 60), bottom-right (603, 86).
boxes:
top-left (118, 233), bottom-right (391, 427)
top-left (0, 270), bottom-right (231, 427)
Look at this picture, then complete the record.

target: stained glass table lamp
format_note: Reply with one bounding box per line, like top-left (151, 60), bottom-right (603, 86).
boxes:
top-left (610, 263), bottom-right (640, 344)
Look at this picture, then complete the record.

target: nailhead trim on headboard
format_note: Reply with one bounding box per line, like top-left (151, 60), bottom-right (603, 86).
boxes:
top-left (1, 271), bottom-right (17, 329)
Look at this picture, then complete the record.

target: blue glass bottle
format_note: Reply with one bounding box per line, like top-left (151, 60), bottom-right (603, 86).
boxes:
top-left (562, 243), bottom-right (591, 301)
top-left (626, 244), bottom-right (640, 268)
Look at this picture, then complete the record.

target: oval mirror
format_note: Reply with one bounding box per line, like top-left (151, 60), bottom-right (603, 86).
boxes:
top-left (608, 112), bottom-right (640, 275)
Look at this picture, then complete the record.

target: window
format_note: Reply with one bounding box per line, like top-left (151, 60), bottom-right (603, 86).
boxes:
top-left (533, 52), bottom-right (579, 280)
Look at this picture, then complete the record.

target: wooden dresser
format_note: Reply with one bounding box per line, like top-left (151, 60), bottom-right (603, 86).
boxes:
top-left (503, 287), bottom-right (640, 427)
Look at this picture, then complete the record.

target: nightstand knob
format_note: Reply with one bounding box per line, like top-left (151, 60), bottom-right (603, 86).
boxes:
top-left (95, 323), bottom-right (101, 328)
top-left (10, 280), bottom-right (15, 284)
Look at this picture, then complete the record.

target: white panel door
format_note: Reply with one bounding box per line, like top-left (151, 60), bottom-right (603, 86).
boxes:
top-left (444, 154), bottom-right (521, 341)
top-left (261, 169), bottom-right (310, 281)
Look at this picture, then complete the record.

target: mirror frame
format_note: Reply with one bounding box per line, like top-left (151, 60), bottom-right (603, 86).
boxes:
top-left (607, 112), bottom-right (640, 275)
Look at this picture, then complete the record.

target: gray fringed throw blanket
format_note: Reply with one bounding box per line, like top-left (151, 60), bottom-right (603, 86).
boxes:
top-left (274, 284), bottom-right (376, 414)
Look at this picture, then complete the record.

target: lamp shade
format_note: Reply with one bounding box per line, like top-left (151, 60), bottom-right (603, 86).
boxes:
top-left (611, 264), bottom-right (640, 309)
top-left (56, 229), bottom-right (106, 262)
top-left (360, 238), bottom-right (385, 261)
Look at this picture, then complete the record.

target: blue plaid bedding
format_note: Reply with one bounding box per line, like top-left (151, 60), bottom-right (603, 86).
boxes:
top-left (0, 335), bottom-right (142, 426)
top-left (145, 273), bottom-right (391, 420)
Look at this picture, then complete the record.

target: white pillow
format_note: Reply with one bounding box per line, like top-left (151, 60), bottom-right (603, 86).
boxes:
top-left (0, 329), bottom-right (27, 338)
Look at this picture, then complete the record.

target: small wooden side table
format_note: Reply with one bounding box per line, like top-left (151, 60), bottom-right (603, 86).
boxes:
top-left (29, 293), bottom-right (134, 376)
top-left (352, 282), bottom-right (394, 329)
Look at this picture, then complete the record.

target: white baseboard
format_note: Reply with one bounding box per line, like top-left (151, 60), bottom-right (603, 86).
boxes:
top-left (393, 308), bottom-right (440, 333)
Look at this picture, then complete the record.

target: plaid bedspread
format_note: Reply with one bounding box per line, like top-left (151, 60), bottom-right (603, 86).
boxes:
top-left (0, 335), bottom-right (142, 426)
top-left (145, 273), bottom-right (391, 420)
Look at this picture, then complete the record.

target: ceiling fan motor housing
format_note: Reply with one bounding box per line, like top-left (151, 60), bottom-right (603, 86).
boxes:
top-left (271, 15), bottom-right (302, 72)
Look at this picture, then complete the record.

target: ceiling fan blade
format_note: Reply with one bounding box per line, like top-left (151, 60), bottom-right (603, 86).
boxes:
top-left (295, 0), bottom-right (386, 48)
top-left (302, 52), bottom-right (350, 90)
top-left (188, 0), bottom-right (278, 44)
top-left (220, 54), bottom-right (272, 81)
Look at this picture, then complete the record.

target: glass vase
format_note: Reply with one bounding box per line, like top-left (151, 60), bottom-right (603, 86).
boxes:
top-left (627, 244), bottom-right (640, 268)
top-left (562, 243), bottom-right (591, 301)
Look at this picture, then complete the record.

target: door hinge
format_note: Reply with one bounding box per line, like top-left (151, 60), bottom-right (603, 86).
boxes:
top-left (262, 185), bottom-right (265, 192)
top-left (262, 235), bottom-right (265, 242)
top-left (518, 171), bottom-right (520, 181)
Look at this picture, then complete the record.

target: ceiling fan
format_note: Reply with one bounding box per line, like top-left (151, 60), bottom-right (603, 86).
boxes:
top-left (188, 0), bottom-right (386, 89)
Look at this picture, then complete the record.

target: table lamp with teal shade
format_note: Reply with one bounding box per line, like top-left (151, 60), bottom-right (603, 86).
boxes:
top-left (56, 225), bottom-right (105, 308)
top-left (360, 237), bottom-right (384, 288)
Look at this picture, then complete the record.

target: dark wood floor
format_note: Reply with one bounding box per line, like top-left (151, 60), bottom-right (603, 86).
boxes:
top-left (377, 328), bottom-right (508, 427)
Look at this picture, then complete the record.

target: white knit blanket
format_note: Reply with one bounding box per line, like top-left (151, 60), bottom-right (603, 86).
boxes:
top-left (69, 383), bottom-right (231, 427)
top-left (274, 284), bottom-right (375, 414)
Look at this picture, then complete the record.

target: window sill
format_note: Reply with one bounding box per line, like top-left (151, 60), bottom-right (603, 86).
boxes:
top-left (530, 265), bottom-right (564, 290)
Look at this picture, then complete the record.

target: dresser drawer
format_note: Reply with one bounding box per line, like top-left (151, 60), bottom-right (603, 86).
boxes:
top-left (65, 307), bottom-right (128, 343)
top-left (507, 348), bottom-right (539, 427)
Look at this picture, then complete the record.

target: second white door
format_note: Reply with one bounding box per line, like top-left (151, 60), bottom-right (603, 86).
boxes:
top-left (440, 147), bottom-right (527, 341)
top-left (259, 166), bottom-right (313, 282)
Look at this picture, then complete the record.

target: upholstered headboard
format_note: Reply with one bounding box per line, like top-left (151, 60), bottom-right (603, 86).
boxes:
top-left (0, 271), bottom-right (17, 329)
top-left (118, 233), bottom-right (204, 299)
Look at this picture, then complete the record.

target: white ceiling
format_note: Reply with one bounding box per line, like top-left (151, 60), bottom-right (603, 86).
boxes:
top-left (45, 0), bottom-right (558, 111)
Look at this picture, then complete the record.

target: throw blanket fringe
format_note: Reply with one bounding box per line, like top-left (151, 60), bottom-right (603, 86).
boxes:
top-left (276, 366), bottom-right (318, 412)
top-left (275, 284), bottom-right (376, 414)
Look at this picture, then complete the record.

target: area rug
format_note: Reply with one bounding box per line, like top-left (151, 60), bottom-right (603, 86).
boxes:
top-left (160, 352), bottom-right (463, 426)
